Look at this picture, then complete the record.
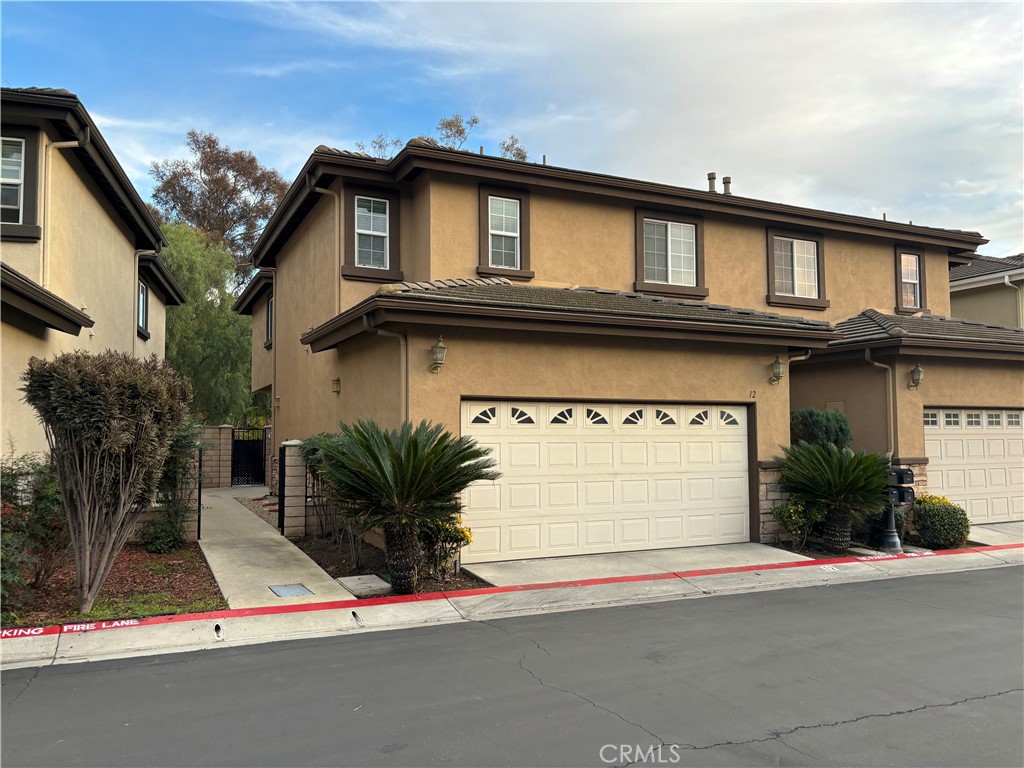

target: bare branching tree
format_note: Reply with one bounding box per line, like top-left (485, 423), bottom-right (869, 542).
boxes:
top-left (435, 113), bottom-right (479, 149)
top-left (499, 135), bottom-right (529, 162)
top-left (355, 133), bottom-right (403, 159)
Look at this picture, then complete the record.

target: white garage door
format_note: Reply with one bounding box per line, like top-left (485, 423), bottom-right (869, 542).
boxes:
top-left (460, 401), bottom-right (750, 563)
top-left (924, 408), bottom-right (1024, 523)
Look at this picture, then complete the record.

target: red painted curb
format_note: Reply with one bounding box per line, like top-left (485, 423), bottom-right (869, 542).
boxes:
top-left (2, 542), bottom-right (1020, 640)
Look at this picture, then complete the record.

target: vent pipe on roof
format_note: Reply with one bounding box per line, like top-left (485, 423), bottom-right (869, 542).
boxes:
top-left (479, 146), bottom-right (484, 155)
top-left (722, 176), bottom-right (732, 195)
top-left (707, 172), bottom-right (717, 193)
top-left (542, 154), bottom-right (547, 166)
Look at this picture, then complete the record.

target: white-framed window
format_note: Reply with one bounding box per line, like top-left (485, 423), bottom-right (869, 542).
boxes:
top-left (966, 412), bottom-right (982, 428)
top-left (137, 280), bottom-right (148, 332)
top-left (923, 411), bottom-right (938, 427)
top-left (1, 137), bottom-right (25, 225)
top-left (488, 196), bottom-right (520, 269)
top-left (900, 252), bottom-right (921, 309)
top-left (644, 218), bottom-right (696, 286)
top-left (987, 412), bottom-right (1002, 428)
top-left (773, 235), bottom-right (819, 298)
top-left (355, 196), bottom-right (389, 269)
top-left (266, 296), bottom-right (274, 344)
top-left (944, 412), bottom-right (961, 428)
top-left (1008, 413), bottom-right (1022, 428)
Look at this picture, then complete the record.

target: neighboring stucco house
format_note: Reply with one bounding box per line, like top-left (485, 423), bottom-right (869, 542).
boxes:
top-left (236, 140), bottom-right (1023, 562)
top-left (948, 254), bottom-right (1024, 328)
top-left (1, 87), bottom-right (185, 455)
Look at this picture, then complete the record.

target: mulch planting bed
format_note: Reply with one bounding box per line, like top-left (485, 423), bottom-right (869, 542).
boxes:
top-left (240, 496), bottom-right (490, 595)
top-left (3, 543), bottom-right (228, 628)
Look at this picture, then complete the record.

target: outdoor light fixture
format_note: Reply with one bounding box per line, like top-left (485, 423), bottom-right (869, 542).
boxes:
top-left (430, 336), bottom-right (448, 374)
top-left (769, 354), bottom-right (785, 385)
top-left (908, 363), bottom-right (924, 390)
top-left (331, 377), bottom-right (341, 394)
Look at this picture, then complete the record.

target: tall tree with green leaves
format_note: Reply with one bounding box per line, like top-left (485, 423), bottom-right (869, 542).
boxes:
top-left (160, 223), bottom-right (252, 424)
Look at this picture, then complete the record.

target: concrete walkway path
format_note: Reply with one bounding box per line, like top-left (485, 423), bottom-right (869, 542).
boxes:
top-left (198, 486), bottom-right (354, 608)
top-left (969, 521), bottom-right (1024, 547)
top-left (462, 542), bottom-right (810, 587)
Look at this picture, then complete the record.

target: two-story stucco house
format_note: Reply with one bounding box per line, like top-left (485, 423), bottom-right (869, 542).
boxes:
top-left (1, 87), bottom-right (185, 455)
top-left (235, 140), bottom-right (1023, 563)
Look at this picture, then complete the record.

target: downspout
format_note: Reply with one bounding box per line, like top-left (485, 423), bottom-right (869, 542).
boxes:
top-left (1004, 275), bottom-right (1023, 327)
top-left (132, 249), bottom-right (157, 356)
top-left (364, 315), bottom-right (408, 424)
top-left (865, 349), bottom-right (895, 457)
top-left (307, 176), bottom-right (342, 315)
top-left (42, 126), bottom-right (91, 289)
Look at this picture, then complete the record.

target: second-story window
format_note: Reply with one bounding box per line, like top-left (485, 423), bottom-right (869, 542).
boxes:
top-left (137, 280), bottom-right (149, 338)
top-left (766, 228), bottom-right (828, 310)
top-left (1, 137), bottom-right (24, 225)
top-left (895, 247), bottom-right (926, 314)
top-left (643, 218), bottom-right (696, 286)
top-left (488, 196), bottom-right (520, 269)
top-left (355, 196), bottom-right (389, 269)
top-left (265, 296), bottom-right (274, 348)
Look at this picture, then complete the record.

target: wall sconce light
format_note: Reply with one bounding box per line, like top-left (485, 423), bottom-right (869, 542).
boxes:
top-left (769, 354), bottom-right (785, 385)
top-left (908, 363), bottom-right (924, 390)
top-left (430, 336), bottom-right (448, 374)
top-left (331, 377), bottom-right (341, 394)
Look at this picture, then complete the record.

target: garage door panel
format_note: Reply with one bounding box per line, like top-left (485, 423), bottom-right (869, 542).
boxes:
top-left (462, 401), bottom-right (751, 562)
top-left (925, 408), bottom-right (1023, 524)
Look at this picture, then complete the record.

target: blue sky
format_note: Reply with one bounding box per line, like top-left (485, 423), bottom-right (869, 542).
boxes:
top-left (3, 1), bottom-right (1022, 255)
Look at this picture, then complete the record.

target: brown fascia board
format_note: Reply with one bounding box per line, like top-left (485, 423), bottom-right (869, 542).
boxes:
top-left (232, 270), bottom-right (274, 315)
top-left (138, 255), bottom-right (186, 306)
top-left (251, 144), bottom-right (987, 269)
top-left (810, 338), bottom-right (1024, 362)
top-left (300, 296), bottom-right (837, 353)
top-left (1, 263), bottom-right (94, 334)
top-left (0, 89), bottom-right (165, 251)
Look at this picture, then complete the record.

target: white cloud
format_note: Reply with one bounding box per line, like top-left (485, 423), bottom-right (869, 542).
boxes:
top-left (228, 59), bottom-right (347, 78)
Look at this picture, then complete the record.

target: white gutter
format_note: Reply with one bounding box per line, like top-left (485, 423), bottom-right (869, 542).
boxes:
top-left (949, 269), bottom-right (1024, 291)
top-left (865, 349), bottom-right (894, 457)
top-left (1004, 275), bottom-right (1024, 327)
top-left (42, 127), bottom-right (91, 289)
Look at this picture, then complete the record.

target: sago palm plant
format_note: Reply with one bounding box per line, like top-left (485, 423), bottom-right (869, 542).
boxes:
top-left (312, 420), bottom-right (499, 594)
top-left (777, 442), bottom-right (889, 553)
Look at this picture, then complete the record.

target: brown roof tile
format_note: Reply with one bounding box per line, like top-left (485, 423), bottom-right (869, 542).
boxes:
top-left (949, 254), bottom-right (1024, 282)
top-left (833, 309), bottom-right (1023, 347)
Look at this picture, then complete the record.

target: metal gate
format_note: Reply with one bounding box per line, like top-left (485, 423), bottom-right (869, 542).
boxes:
top-left (231, 427), bottom-right (267, 485)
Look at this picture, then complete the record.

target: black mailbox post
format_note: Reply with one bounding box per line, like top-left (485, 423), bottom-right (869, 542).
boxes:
top-left (881, 467), bottom-right (915, 553)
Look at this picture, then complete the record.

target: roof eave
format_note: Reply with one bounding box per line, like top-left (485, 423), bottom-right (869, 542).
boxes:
top-left (138, 254), bottom-right (186, 306)
top-left (232, 270), bottom-right (274, 314)
top-left (0, 263), bottom-right (94, 334)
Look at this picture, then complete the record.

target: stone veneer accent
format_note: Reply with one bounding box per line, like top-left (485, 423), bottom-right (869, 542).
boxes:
top-left (758, 462), bottom-right (789, 544)
top-left (278, 440), bottom-right (308, 539)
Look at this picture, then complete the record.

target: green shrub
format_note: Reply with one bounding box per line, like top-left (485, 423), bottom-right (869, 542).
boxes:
top-left (911, 494), bottom-right (970, 550)
top-left (770, 500), bottom-right (823, 549)
top-left (419, 517), bottom-right (473, 581)
top-left (1, 516), bottom-right (32, 611)
top-left (138, 510), bottom-right (187, 554)
top-left (1, 453), bottom-right (69, 589)
top-left (791, 409), bottom-right (853, 449)
top-left (854, 506), bottom-right (908, 549)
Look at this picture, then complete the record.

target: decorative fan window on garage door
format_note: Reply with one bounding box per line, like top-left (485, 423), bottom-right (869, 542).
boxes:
top-left (719, 410), bottom-right (740, 427)
top-left (655, 408), bottom-right (677, 425)
top-left (550, 407), bottom-right (574, 425)
top-left (689, 409), bottom-right (710, 426)
top-left (510, 406), bottom-right (535, 425)
top-left (586, 408), bottom-right (608, 425)
top-left (622, 408), bottom-right (645, 426)
top-left (471, 406), bottom-right (497, 425)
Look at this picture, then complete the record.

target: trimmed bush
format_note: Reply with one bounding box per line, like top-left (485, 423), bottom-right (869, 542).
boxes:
top-left (854, 506), bottom-right (908, 549)
top-left (911, 494), bottom-right (970, 550)
top-left (770, 500), bottom-right (823, 549)
top-left (419, 517), bottom-right (473, 581)
top-left (138, 510), bottom-right (188, 554)
top-left (791, 409), bottom-right (853, 449)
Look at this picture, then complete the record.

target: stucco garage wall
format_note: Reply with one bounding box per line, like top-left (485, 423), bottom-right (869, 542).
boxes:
top-left (250, 296), bottom-right (273, 392)
top-left (790, 358), bottom-right (890, 454)
top-left (951, 283), bottom-right (1022, 328)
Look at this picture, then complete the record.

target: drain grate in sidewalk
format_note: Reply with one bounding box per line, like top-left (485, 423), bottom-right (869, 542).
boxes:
top-left (268, 583), bottom-right (314, 597)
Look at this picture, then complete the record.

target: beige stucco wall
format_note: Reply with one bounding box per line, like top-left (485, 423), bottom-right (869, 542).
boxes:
top-left (951, 281), bottom-right (1023, 328)
top-left (895, 356), bottom-right (1024, 458)
top-left (790, 358), bottom-right (890, 454)
top-left (250, 296), bottom-right (273, 392)
top-left (1, 131), bottom-right (168, 456)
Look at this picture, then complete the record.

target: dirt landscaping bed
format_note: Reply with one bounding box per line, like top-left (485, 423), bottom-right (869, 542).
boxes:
top-left (2, 543), bottom-right (227, 628)
top-left (239, 496), bottom-right (490, 595)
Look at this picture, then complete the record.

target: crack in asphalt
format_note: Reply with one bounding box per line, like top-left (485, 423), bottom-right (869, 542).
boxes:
top-left (8, 666), bottom-right (43, 707)
top-left (477, 619), bottom-right (553, 658)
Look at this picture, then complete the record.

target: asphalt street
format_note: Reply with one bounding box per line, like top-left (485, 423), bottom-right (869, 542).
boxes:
top-left (3, 567), bottom-right (1022, 768)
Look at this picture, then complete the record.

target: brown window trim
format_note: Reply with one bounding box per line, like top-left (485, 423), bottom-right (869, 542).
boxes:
top-left (765, 227), bottom-right (829, 310)
top-left (894, 245), bottom-right (929, 315)
top-left (478, 185), bottom-right (533, 280)
top-left (634, 208), bottom-right (709, 300)
top-left (343, 185), bottom-right (403, 283)
top-left (264, 296), bottom-right (274, 349)
top-left (0, 126), bottom-right (40, 242)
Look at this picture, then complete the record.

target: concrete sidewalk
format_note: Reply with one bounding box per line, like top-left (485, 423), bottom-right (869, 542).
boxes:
top-left (198, 486), bottom-right (354, 607)
top-left (970, 521), bottom-right (1024, 547)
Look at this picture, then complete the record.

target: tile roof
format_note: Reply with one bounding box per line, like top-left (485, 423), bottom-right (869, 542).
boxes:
top-left (380, 278), bottom-right (834, 333)
top-left (2, 86), bottom-right (77, 97)
top-left (833, 309), bottom-right (1023, 347)
top-left (949, 254), bottom-right (1024, 282)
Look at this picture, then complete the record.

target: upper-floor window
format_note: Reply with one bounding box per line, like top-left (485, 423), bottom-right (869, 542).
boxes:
top-left (265, 296), bottom-right (274, 349)
top-left (137, 280), bottom-right (149, 339)
top-left (1, 138), bottom-right (24, 224)
top-left (895, 247), bottom-right (927, 314)
top-left (355, 196), bottom-right (389, 269)
top-left (342, 185), bottom-right (402, 282)
top-left (477, 186), bottom-right (533, 279)
top-left (766, 228), bottom-right (828, 310)
top-left (634, 209), bottom-right (707, 299)
top-left (488, 196), bottom-right (520, 269)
